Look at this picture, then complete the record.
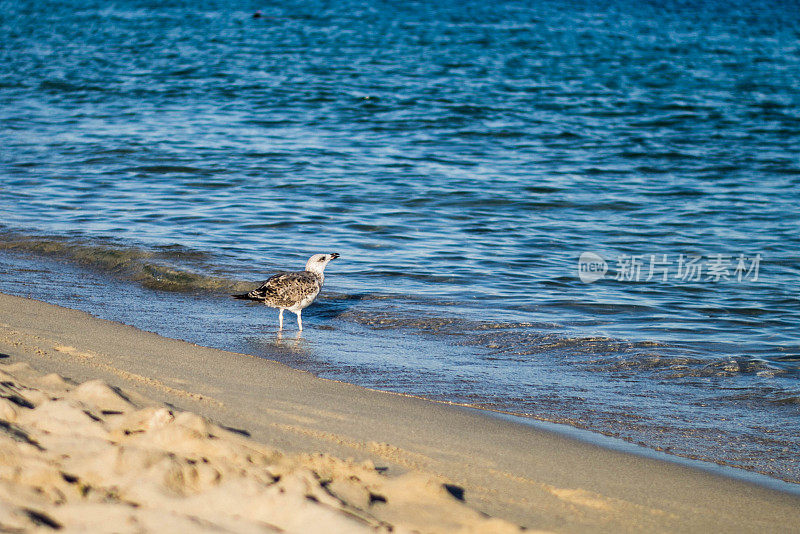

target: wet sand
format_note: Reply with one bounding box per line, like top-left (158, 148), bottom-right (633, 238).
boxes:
top-left (0, 292), bottom-right (798, 533)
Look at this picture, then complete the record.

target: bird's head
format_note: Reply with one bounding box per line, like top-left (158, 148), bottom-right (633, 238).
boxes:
top-left (305, 253), bottom-right (339, 274)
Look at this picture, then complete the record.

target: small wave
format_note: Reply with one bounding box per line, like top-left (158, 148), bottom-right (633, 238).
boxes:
top-left (339, 308), bottom-right (668, 360)
top-left (0, 231), bottom-right (252, 294)
top-left (594, 353), bottom-right (789, 379)
top-left (630, 113), bottom-right (700, 128)
top-left (689, 357), bottom-right (787, 378)
top-left (523, 185), bottom-right (563, 194)
top-left (339, 310), bottom-right (461, 332)
top-left (455, 129), bottom-right (527, 139)
top-left (122, 165), bottom-right (213, 175)
top-left (618, 150), bottom-right (694, 160)
top-left (342, 308), bottom-right (792, 382)
top-left (38, 79), bottom-right (105, 92)
top-left (771, 396), bottom-right (800, 406)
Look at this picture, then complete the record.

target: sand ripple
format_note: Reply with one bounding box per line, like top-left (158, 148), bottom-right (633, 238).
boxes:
top-left (0, 362), bottom-right (521, 533)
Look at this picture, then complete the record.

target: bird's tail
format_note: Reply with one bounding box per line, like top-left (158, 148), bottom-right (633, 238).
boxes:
top-left (232, 293), bottom-right (252, 300)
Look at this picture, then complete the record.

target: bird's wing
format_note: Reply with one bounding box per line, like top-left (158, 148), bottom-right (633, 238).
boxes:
top-left (248, 271), bottom-right (320, 307)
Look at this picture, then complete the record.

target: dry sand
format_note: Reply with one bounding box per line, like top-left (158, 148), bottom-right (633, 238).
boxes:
top-left (0, 292), bottom-right (798, 533)
top-left (0, 362), bottom-right (517, 533)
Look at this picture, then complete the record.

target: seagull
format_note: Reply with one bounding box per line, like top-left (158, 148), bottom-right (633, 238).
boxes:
top-left (234, 253), bottom-right (339, 331)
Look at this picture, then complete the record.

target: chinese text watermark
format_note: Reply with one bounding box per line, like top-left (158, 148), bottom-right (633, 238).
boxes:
top-left (578, 252), bottom-right (761, 283)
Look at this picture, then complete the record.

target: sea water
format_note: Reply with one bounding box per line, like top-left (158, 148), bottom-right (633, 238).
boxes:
top-left (1, 0), bottom-right (799, 482)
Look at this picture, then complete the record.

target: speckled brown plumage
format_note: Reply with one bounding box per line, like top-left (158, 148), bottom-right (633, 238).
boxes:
top-left (245, 271), bottom-right (321, 309)
top-left (233, 252), bottom-right (339, 331)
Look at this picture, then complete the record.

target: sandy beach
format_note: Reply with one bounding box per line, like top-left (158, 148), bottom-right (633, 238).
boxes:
top-left (0, 291), bottom-right (798, 533)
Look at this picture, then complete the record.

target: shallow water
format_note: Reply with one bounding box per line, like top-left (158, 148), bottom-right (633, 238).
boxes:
top-left (1, 0), bottom-right (799, 482)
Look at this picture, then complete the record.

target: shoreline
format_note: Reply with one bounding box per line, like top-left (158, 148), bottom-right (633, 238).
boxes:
top-left (1, 246), bottom-right (796, 485)
top-left (488, 411), bottom-right (800, 497)
top-left (1, 291), bottom-right (798, 532)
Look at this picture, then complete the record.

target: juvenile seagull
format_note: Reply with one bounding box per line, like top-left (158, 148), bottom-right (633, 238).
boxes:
top-left (234, 253), bottom-right (339, 331)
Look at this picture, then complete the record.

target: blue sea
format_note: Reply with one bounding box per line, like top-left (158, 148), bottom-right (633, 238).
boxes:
top-left (1, 0), bottom-right (799, 483)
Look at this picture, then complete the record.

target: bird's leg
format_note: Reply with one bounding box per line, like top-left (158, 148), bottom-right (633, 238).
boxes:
top-left (296, 310), bottom-right (303, 331)
top-left (278, 309), bottom-right (284, 330)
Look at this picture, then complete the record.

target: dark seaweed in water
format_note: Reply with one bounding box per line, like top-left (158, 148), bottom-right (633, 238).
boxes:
top-left (1, 0), bottom-right (799, 483)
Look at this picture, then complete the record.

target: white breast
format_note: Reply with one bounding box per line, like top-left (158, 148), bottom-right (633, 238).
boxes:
top-left (288, 289), bottom-right (320, 312)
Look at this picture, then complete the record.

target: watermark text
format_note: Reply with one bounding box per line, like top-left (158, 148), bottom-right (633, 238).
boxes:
top-left (578, 252), bottom-right (761, 283)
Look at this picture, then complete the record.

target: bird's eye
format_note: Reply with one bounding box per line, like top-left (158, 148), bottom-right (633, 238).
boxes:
top-left (318, 257), bottom-right (325, 261)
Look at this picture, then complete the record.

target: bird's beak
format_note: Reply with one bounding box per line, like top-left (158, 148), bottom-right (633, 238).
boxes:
top-left (330, 253), bottom-right (340, 260)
